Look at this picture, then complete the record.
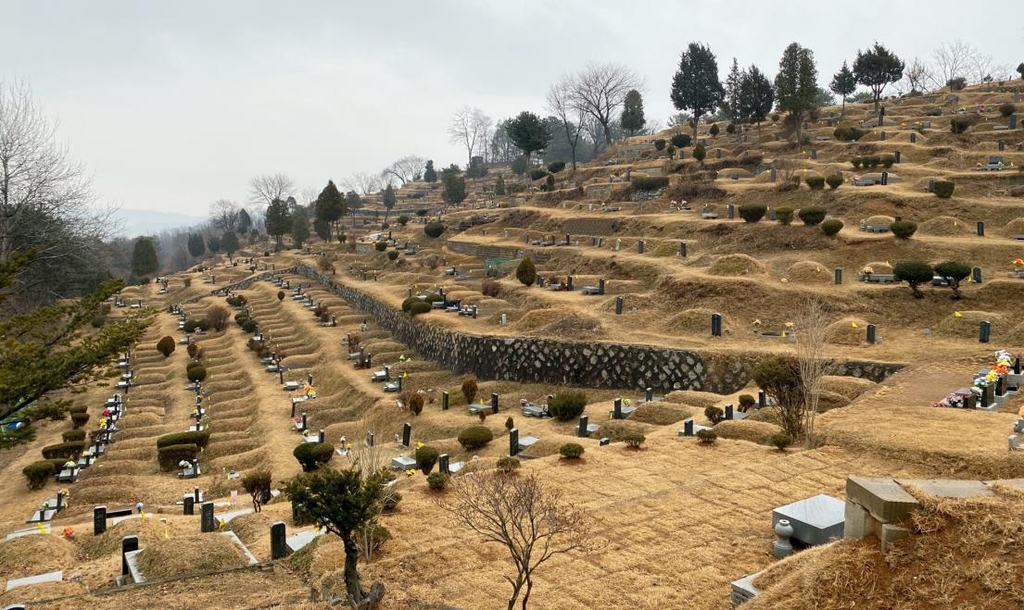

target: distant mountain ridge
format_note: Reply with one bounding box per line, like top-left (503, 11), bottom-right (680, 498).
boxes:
top-left (111, 208), bottom-right (206, 238)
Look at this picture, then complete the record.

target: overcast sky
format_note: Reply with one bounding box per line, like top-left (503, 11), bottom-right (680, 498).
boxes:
top-left (2, 1), bottom-right (1021, 220)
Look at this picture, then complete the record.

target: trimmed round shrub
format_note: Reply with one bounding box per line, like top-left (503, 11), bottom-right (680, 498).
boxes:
top-left (157, 443), bottom-right (198, 471)
top-left (156, 336), bottom-right (176, 357)
top-left (530, 168), bottom-right (549, 181)
top-left (415, 445), bottom-right (439, 475)
top-left (834, 126), bottom-right (867, 141)
top-left (775, 207), bottom-right (794, 226)
top-left (427, 472), bottom-right (450, 491)
top-left (890, 220), bottom-right (918, 239)
top-left (726, 122), bottom-right (737, 134)
top-left (821, 219), bottom-right (844, 236)
top-left (709, 124), bottom-right (720, 137)
top-left (71, 412), bottom-right (90, 429)
top-left (738, 203), bottom-right (767, 223)
top-left (234, 312), bottom-right (250, 325)
top-left (396, 214), bottom-right (410, 226)
top-left (23, 460), bottom-right (58, 490)
top-left (738, 394), bottom-right (756, 410)
top-left (704, 406), bottom-right (724, 425)
top-left (461, 378), bottom-right (478, 405)
top-left (516, 257), bottom-right (537, 287)
top-left (932, 180), bottom-right (955, 199)
top-left (277, 290), bottom-right (285, 301)
top-left (999, 102), bottom-right (1016, 117)
top-left (880, 154), bottom-right (895, 169)
top-left (401, 297), bottom-right (418, 312)
top-left (770, 433), bottom-right (793, 451)
top-left (548, 161), bottom-right (566, 173)
top-left (693, 143), bottom-right (707, 163)
top-left (187, 343), bottom-right (199, 359)
top-left (825, 174), bottom-right (844, 190)
top-left (798, 206), bottom-right (827, 226)
top-left (374, 241), bottom-right (387, 252)
top-left (68, 404), bottom-right (87, 414)
top-left (622, 431), bottom-right (646, 449)
top-left (559, 443), bottom-right (585, 460)
top-left (670, 133), bottom-right (692, 148)
top-left (496, 456), bottom-right (520, 474)
top-left (409, 301), bottom-right (432, 316)
top-left (458, 426), bottom-right (493, 451)
top-left (182, 319), bottom-right (209, 333)
top-left (408, 394), bottom-right (424, 415)
top-left (62, 429), bottom-right (86, 443)
top-left (387, 251), bottom-right (399, 261)
top-left (653, 139), bottom-right (667, 151)
top-left (850, 157), bottom-right (863, 169)
top-left (805, 176), bottom-right (825, 190)
top-left (424, 221), bottom-right (445, 238)
top-left (547, 391), bottom-right (587, 422)
top-left (41, 441), bottom-right (85, 460)
top-left (240, 319), bottom-right (257, 333)
top-left (293, 442), bottom-right (334, 472)
top-left (157, 431), bottom-right (211, 450)
top-left (696, 429), bottom-right (717, 444)
top-left (186, 363), bottom-right (207, 383)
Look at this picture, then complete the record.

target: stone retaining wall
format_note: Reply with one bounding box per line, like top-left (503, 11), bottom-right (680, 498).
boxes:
top-left (283, 263), bottom-right (902, 394)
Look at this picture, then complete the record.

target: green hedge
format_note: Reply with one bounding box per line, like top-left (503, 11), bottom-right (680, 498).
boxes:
top-left (821, 219), bottom-right (844, 236)
top-left (409, 301), bottom-right (432, 316)
top-left (775, 207), bottom-right (794, 225)
top-left (738, 203), bottom-right (767, 223)
top-left (415, 446), bottom-right (440, 475)
top-left (559, 443), bottom-right (585, 459)
top-left (62, 429), bottom-right (86, 443)
top-left (457, 426), bottom-right (494, 450)
top-left (23, 460), bottom-right (60, 490)
top-left (932, 180), bottom-right (955, 198)
top-left (798, 206), bottom-right (827, 226)
top-left (42, 441), bottom-right (86, 460)
top-left (293, 442), bottom-right (334, 471)
top-left (547, 392), bottom-right (587, 422)
top-left (157, 430), bottom-right (211, 450)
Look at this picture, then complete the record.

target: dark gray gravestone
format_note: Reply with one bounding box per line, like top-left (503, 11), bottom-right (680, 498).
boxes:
top-left (491, 393), bottom-right (499, 414)
top-left (716, 148), bottom-right (722, 159)
top-left (578, 415), bottom-right (589, 437)
top-left (402, 423), bottom-right (411, 447)
top-left (645, 387), bottom-right (654, 402)
top-left (867, 324), bottom-right (877, 345)
top-left (615, 296), bottom-right (624, 315)
top-left (927, 179), bottom-right (935, 192)
top-left (438, 453), bottom-right (450, 475)
top-left (271, 521), bottom-right (288, 560)
top-left (613, 398), bottom-right (623, 420)
top-left (682, 419), bottom-right (694, 436)
top-left (998, 140), bottom-right (1005, 151)
top-left (637, 240), bottom-right (644, 254)
top-left (879, 131), bottom-right (886, 140)
top-left (441, 391), bottom-right (449, 411)
top-left (194, 487), bottom-right (201, 503)
top-left (983, 383), bottom-right (994, 407)
top-left (979, 320), bottom-right (992, 344)
top-left (724, 404), bottom-right (734, 420)
top-left (679, 242), bottom-right (687, 257)
top-left (997, 374), bottom-right (1007, 396)
top-left (711, 313), bottom-right (723, 337)
top-left (758, 390), bottom-right (767, 408)
top-left (977, 221), bottom-right (985, 237)
top-left (122, 535), bottom-right (139, 576)
top-left (810, 149), bottom-right (817, 160)
top-left (598, 278), bottom-right (606, 294)
top-left (910, 132), bottom-right (917, 143)
top-left (318, 429), bottom-right (325, 444)
top-left (834, 268), bottom-right (842, 284)
top-left (880, 171), bottom-right (889, 186)
top-left (727, 204), bottom-right (735, 219)
top-left (769, 209), bottom-right (777, 221)
top-left (894, 151), bottom-right (901, 163)
top-left (184, 496), bottom-right (194, 515)
top-left (567, 275), bottom-right (574, 291)
top-left (509, 428), bottom-right (519, 457)
top-left (93, 506), bottom-right (107, 536)
top-left (1010, 114), bottom-right (1018, 130)
top-left (769, 168), bottom-right (777, 182)
top-left (366, 431), bottom-right (374, 447)
top-left (300, 412), bottom-right (307, 432)
top-left (201, 502), bottom-right (215, 532)
top-left (972, 267), bottom-right (982, 283)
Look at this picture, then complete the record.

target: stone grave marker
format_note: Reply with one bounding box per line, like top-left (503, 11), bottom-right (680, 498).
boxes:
top-left (1010, 114), bottom-right (1018, 130)
top-left (867, 324), bottom-right (877, 344)
top-left (509, 428), bottom-right (519, 457)
top-left (834, 268), bottom-right (842, 284)
top-left (271, 522), bottom-right (288, 559)
top-left (578, 415), bottom-right (590, 437)
top-left (441, 391), bottom-right (449, 411)
top-left (977, 221), bottom-right (985, 236)
top-left (910, 132), bottom-right (917, 143)
top-left (122, 535), bottom-right (139, 576)
top-left (201, 502), bottom-right (216, 533)
top-left (711, 313), bottom-right (723, 337)
top-left (615, 296), bottom-right (624, 315)
top-left (979, 320), bottom-right (991, 343)
top-left (972, 266), bottom-right (982, 283)
top-left (401, 423), bottom-right (411, 447)
top-left (679, 242), bottom-right (687, 257)
top-left (491, 392), bottom-right (499, 414)
top-left (772, 494), bottom-right (845, 546)
top-left (184, 496), bottom-right (194, 515)
top-left (438, 453), bottom-right (450, 475)
top-left (998, 140), bottom-right (1005, 151)
top-left (93, 506), bottom-right (107, 536)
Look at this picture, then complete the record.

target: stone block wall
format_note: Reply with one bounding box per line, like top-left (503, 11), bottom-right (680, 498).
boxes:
top-left (286, 264), bottom-right (902, 394)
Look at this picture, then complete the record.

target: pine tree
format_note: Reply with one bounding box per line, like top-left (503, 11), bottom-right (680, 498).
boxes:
top-left (737, 65), bottom-right (775, 136)
top-left (853, 43), bottom-right (904, 111)
top-left (775, 42), bottom-right (818, 143)
top-left (314, 180), bottom-right (345, 241)
top-left (830, 61), bottom-right (857, 116)
top-left (620, 89), bottom-right (646, 136)
top-left (670, 42), bottom-right (725, 139)
top-left (723, 57), bottom-right (742, 123)
top-left (130, 237), bottom-right (158, 278)
top-left (423, 160), bottom-right (437, 183)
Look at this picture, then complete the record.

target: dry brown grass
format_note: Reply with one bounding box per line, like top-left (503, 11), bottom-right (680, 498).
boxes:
top-left (707, 253), bottom-right (767, 276)
top-left (0, 535), bottom-right (77, 582)
top-left (918, 215), bottom-right (973, 237)
top-left (135, 534), bottom-right (250, 579)
top-left (713, 419), bottom-right (783, 444)
top-left (824, 316), bottom-right (870, 345)
top-left (786, 261), bottom-right (831, 284)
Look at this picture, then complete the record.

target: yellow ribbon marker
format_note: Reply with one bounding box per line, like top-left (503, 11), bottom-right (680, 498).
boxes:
top-left (851, 322), bottom-right (858, 328)
top-left (36, 522), bottom-right (47, 534)
top-left (954, 311), bottom-right (962, 318)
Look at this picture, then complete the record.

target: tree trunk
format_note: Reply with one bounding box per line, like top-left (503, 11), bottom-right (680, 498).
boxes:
top-left (521, 575), bottom-right (534, 610)
top-left (841, 97), bottom-right (846, 117)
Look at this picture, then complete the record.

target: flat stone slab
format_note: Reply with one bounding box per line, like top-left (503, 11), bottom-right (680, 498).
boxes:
top-left (218, 507), bottom-right (254, 524)
top-left (222, 531), bottom-right (258, 565)
top-left (773, 494), bottom-right (845, 546)
top-left (5, 570), bottom-right (63, 592)
top-left (895, 478), bottom-right (996, 499)
top-left (730, 571), bottom-right (762, 606)
top-left (518, 436), bottom-right (540, 450)
top-left (987, 478), bottom-right (1024, 491)
top-left (124, 549), bottom-right (145, 583)
top-left (391, 456), bottom-right (416, 470)
top-left (5, 525), bottom-right (50, 541)
top-left (286, 529), bottom-right (323, 554)
top-left (846, 476), bottom-right (920, 523)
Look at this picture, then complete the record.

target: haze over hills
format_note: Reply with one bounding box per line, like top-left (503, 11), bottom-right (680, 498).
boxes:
top-left (110, 208), bottom-right (206, 238)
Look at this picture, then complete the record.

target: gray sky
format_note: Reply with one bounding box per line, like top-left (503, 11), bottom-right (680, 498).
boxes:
top-left (2, 1), bottom-right (1021, 219)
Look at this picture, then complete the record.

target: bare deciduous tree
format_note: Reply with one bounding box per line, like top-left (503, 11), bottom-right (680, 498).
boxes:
top-left (570, 63), bottom-right (643, 147)
top-left (899, 57), bottom-right (934, 94)
top-left (0, 80), bottom-right (114, 310)
top-left (349, 439), bottom-right (404, 563)
top-left (248, 173), bottom-right (295, 208)
top-left (449, 471), bottom-right (593, 610)
top-left (209, 199), bottom-right (240, 231)
top-left (381, 155), bottom-right (427, 186)
top-left (795, 298), bottom-right (834, 447)
top-left (448, 107), bottom-right (492, 166)
top-left (932, 39), bottom-right (982, 87)
top-left (344, 172), bottom-right (381, 196)
top-left (546, 77), bottom-right (587, 171)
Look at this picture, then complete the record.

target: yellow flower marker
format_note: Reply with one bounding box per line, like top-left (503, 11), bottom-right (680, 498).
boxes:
top-left (954, 311), bottom-right (962, 318)
top-left (851, 321), bottom-right (858, 328)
